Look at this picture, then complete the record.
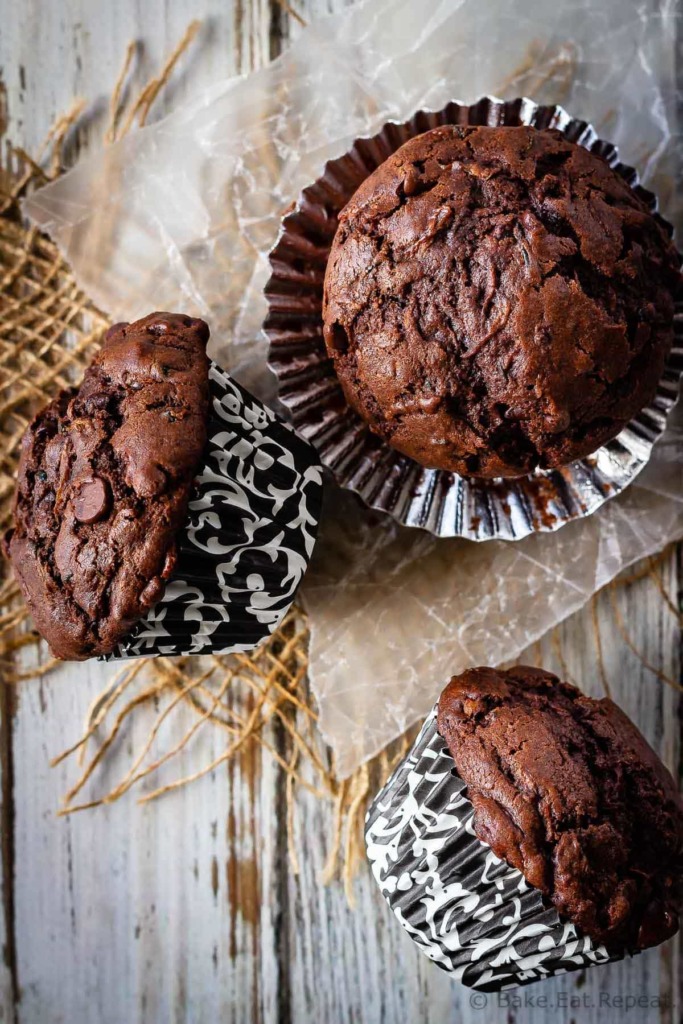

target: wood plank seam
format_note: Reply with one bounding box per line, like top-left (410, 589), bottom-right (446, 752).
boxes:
top-left (0, 676), bottom-right (17, 1021)
top-left (274, 717), bottom-right (293, 1024)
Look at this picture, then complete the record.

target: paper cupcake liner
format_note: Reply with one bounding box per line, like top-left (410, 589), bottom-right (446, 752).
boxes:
top-left (265, 95), bottom-right (683, 541)
top-left (107, 361), bottom-right (323, 659)
top-left (365, 706), bottom-right (628, 990)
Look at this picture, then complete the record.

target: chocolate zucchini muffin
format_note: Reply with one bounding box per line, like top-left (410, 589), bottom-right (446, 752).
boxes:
top-left (4, 312), bottom-right (210, 660)
top-left (437, 665), bottom-right (683, 950)
top-left (323, 125), bottom-right (681, 478)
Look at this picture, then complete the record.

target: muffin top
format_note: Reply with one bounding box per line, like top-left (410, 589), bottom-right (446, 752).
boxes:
top-left (437, 665), bottom-right (683, 951)
top-left (4, 312), bottom-right (210, 660)
top-left (322, 125), bottom-right (680, 478)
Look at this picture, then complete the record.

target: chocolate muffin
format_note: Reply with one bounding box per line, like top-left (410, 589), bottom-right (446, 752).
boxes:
top-left (437, 665), bottom-right (683, 950)
top-left (4, 312), bottom-right (210, 660)
top-left (323, 125), bottom-right (681, 478)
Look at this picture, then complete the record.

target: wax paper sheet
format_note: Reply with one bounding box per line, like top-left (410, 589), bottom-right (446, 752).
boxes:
top-left (25, 0), bottom-right (683, 776)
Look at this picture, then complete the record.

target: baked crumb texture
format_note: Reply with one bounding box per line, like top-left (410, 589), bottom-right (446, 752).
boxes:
top-left (437, 666), bottom-right (683, 950)
top-left (323, 126), bottom-right (681, 478)
top-left (5, 312), bottom-right (210, 660)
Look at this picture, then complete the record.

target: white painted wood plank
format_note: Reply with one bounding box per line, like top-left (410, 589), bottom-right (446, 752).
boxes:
top-left (280, 0), bottom-right (681, 1018)
top-left (506, 550), bottom-right (682, 1024)
top-left (0, 0), bottom-right (680, 1022)
top-left (3, 3), bottom-right (286, 1023)
top-left (0, 686), bottom-right (17, 1024)
top-left (282, 551), bottom-right (681, 1024)
top-left (1, 0), bottom-right (263, 156)
top-left (12, 660), bottom-right (284, 1024)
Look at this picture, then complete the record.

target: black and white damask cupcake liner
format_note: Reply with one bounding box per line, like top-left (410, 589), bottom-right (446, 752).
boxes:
top-left (108, 362), bottom-right (323, 659)
top-left (365, 707), bottom-right (628, 990)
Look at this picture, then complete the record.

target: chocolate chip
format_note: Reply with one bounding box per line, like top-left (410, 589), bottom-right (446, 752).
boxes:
top-left (139, 577), bottom-right (163, 609)
top-left (162, 547), bottom-right (177, 579)
top-left (327, 323), bottom-right (349, 355)
top-left (73, 477), bottom-right (111, 524)
top-left (403, 166), bottom-right (420, 196)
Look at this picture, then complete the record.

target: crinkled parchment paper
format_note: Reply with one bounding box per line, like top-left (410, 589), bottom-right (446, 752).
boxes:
top-left (26, 0), bottom-right (683, 776)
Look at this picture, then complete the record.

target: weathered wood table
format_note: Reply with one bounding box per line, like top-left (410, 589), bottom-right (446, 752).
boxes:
top-left (0, 2), bottom-right (680, 1021)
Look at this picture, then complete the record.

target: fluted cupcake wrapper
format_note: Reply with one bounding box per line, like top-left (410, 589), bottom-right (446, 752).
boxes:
top-left (265, 95), bottom-right (683, 541)
top-left (107, 362), bottom-right (323, 659)
top-left (365, 706), bottom-right (628, 990)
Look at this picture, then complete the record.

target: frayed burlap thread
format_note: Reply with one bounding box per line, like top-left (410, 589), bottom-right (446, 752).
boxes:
top-left (0, 28), bottom-right (679, 896)
top-left (0, 27), bottom-right (374, 891)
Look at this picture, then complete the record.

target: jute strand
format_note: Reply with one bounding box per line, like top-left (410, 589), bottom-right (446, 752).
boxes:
top-left (591, 595), bottom-right (612, 699)
top-left (0, 27), bottom-right (679, 892)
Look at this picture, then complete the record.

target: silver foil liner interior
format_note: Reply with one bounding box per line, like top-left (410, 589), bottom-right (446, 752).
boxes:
top-left (264, 96), bottom-right (683, 541)
top-left (108, 362), bottom-right (323, 659)
top-left (365, 706), bottom-right (627, 990)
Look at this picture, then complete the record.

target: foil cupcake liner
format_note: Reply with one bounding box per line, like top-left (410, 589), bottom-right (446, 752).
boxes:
top-left (365, 706), bottom-right (627, 990)
top-left (108, 361), bottom-right (323, 659)
top-left (265, 96), bottom-right (683, 541)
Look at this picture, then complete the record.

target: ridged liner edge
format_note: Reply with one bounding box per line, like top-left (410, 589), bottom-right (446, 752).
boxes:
top-left (264, 96), bottom-right (682, 541)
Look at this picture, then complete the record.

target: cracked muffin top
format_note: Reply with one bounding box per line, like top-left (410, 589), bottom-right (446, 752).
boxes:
top-left (322, 125), bottom-right (681, 478)
top-left (437, 665), bottom-right (683, 951)
top-left (4, 312), bottom-right (210, 660)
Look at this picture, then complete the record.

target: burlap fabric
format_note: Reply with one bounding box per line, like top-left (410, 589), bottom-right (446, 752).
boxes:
top-left (0, 27), bottom-right (678, 894)
top-left (0, 36), bottom-right (406, 892)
